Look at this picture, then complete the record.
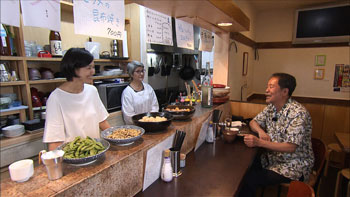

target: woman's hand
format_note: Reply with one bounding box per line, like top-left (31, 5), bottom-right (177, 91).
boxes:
top-left (243, 134), bottom-right (260, 148)
top-left (258, 131), bottom-right (271, 141)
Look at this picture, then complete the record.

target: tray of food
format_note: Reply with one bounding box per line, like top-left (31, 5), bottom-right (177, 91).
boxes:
top-left (131, 112), bottom-right (173, 132)
top-left (101, 125), bottom-right (145, 146)
top-left (163, 105), bottom-right (195, 120)
top-left (57, 136), bottom-right (110, 166)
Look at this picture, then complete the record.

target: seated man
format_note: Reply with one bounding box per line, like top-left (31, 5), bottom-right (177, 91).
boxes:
top-left (238, 73), bottom-right (314, 197)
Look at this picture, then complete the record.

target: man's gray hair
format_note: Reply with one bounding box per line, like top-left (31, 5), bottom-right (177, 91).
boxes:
top-left (127, 61), bottom-right (144, 78)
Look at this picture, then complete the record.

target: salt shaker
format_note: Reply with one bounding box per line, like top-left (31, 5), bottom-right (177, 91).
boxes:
top-left (161, 149), bottom-right (173, 182)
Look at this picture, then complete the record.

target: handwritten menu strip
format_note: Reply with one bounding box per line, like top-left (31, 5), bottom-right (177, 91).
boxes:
top-left (21, 0), bottom-right (61, 31)
top-left (145, 8), bottom-right (173, 46)
top-left (199, 28), bottom-right (214, 52)
top-left (74, 0), bottom-right (125, 40)
top-left (1, 0), bottom-right (20, 27)
top-left (175, 19), bottom-right (194, 50)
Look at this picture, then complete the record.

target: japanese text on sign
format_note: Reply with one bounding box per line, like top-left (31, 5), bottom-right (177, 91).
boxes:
top-left (175, 19), bottom-right (194, 50)
top-left (145, 8), bottom-right (173, 46)
top-left (74, 0), bottom-right (125, 40)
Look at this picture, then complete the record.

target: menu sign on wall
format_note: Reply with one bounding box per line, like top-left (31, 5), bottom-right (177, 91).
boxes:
top-left (175, 19), bottom-right (194, 50)
top-left (145, 8), bottom-right (173, 46)
top-left (199, 28), bottom-right (214, 52)
top-left (21, 0), bottom-right (61, 31)
top-left (1, 0), bottom-right (20, 27)
top-left (74, 0), bottom-right (125, 40)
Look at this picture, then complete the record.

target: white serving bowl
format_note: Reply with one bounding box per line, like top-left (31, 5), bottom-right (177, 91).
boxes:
top-left (2, 124), bottom-right (25, 138)
top-left (9, 159), bottom-right (34, 182)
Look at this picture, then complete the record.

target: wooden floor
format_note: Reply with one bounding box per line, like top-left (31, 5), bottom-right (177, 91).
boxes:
top-left (259, 165), bottom-right (344, 197)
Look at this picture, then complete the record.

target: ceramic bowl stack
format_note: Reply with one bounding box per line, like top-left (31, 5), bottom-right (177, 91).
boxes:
top-left (2, 124), bottom-right (25, 137)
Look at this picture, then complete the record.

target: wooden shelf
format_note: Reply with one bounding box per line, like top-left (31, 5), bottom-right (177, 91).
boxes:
top-left (25, 57), bottom-right (131, 63)
top-left (93, 74), bottom-right (129, 80)
top-left (0, 81), bottom-right (26, 86)
top-left (0, 130), bottom-right (44, 148)
top-left (29, 78), bottom-right (66, 84)
top-left (0, 56), bottom-right (24, 61)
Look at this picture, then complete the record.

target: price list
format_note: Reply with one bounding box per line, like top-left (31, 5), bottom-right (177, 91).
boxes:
top-left (145, 8), bottom-right (173, 46)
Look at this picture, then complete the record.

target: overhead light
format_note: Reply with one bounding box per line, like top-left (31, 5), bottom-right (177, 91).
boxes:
top-left (217, 22), bottom-right (232, 27)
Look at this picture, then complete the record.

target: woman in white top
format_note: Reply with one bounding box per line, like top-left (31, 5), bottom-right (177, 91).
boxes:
top-left (43, 48), bottom-right (110, 150)
top-left (121, 61), bottom-right (159, 124)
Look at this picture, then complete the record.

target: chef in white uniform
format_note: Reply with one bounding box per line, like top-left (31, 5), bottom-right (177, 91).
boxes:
top-left (121, 61), bottom-right (159, 124)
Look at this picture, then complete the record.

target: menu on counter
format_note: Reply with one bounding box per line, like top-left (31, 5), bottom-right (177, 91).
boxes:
top-left (175, 19), bottom-right (194, 50)
top-left (74, 0), bottom-right (125, 40)
top-left (199, 28), bottom-right (214, 52)
top-left (145, 8), bottom-right (173, 46)
top-left (195, 114), bottom-right (212, 152)
top-left (21, 0), bottom-right (61, 31)
top-left (1, 0), bottom-right (20, 27)
top-left (143, 133), bottom-right (175, 191)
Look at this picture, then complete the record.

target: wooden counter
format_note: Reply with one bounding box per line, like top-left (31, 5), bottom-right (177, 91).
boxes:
top-left (0, 103), bottom-right (231, 196)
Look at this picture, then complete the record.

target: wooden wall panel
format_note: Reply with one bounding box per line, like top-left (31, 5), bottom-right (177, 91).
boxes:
top-left (230, 101), bottom-right (266, 119)
top-left (303, 103), bottom-right (325, 139)
top-left (322, 105), bottom-right (350, 145)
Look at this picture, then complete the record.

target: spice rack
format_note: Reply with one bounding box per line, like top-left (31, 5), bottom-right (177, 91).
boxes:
top-left (0, 1), bottom-right (132, 121)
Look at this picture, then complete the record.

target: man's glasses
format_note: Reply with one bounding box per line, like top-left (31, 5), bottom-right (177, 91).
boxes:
top-left (134, 69), bottom-right (146, 74)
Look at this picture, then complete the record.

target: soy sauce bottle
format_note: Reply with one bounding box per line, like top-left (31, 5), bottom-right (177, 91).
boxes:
top-left (49, 30), bottom-right (62, 57)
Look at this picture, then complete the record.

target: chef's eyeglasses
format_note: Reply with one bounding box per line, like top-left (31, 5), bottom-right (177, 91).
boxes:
top-left (134, 69), bottom-right (146, 74)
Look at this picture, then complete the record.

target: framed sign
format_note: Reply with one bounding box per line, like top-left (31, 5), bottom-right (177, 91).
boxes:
top-left (315, 55), bottom-right (326, 66)
top-left (242, 52), bottom-right (248, 76)
top-left (314, 68), bottom-right (325, 80)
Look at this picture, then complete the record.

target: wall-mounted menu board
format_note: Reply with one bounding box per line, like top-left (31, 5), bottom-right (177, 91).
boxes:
top-left (175, 19), bottom-right (194, 50)
top-left (145, 8), bottom-right (173, 46)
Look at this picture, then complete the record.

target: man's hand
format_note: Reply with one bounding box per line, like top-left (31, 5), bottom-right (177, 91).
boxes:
top-left (258, 131), bottom-right (271, 141)
top-left (243, 134), bottom-right (260, 148)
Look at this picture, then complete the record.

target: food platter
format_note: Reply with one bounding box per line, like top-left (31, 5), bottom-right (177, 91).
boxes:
top-left (101, 125), bottom-right (145, 146)
top-left (132, 112), bottom-right (173, 132)
top-left (163, 105), bottom-right (195, 120)
top-left (57, 138), bottom-right (110, 165)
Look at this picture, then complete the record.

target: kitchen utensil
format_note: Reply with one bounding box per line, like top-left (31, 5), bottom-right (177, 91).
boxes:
top-left (148, 58), bottom-right (154, 76)
top-left (194, 55), bottom-right (201, 80)
top-left (39, 150), bottom-right (64, 180)
top-left (111, 40), bottom-right (118, 57)
top-left (37, 51), bottom-right (52, 58)
top-left (154, 56), bottom-right (161, 74)
top-left (101, 125), bottom-right (145, 146)
top-left (213, 87), bottom-right (230, 97)
top-left (161, 56), bottom-right (166, 76)
top-left (163, 105), bottom-right (195, 120)
top-left (9, 159), bottom-right (34, 182)
top-left (179, 56), bottom-right (195, 81)
top-left (0, 63), bottom-right (10, 82)
top-left (192, 80), bottom-right (200, 93)
top-left (56, 138), bottom-right (110, 165)
top-left (131, 112), bottom-right (173, 132)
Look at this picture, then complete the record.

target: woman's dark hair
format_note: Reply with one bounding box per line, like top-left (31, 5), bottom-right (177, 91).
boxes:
top-left (271, 73), bottom-right (296, 97)
top-left (60, 48), bottom-right (94, 81)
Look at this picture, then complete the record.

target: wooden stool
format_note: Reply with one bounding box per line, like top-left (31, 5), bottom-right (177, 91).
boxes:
top-left (325, 143), bottom-right (343, 177)
top-left (334, 168), bottom-right (350, 197)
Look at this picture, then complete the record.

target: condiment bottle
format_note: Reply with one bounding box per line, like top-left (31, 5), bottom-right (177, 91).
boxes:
top-left (49, 30), bottom-right (62, 57)
top-left (0, 24), bottom-right (11, 56)
top-left (201, 62), bottom-right (213, 108)
top-left (206, 121), bottom-right (214, 143)
top-left (161, 149), bottom-right (173, 182)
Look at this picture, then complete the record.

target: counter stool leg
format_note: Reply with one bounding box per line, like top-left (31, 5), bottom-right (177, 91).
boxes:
top-left (334, 170), bottom-right (342, 197)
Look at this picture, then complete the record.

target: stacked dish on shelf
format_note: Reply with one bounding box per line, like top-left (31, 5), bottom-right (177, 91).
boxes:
top-left (212, 84), bottom-right (230, 104)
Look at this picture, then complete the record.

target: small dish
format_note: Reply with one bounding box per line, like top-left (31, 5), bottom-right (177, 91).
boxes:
top-left (2, 124), bottom-right (25, 138)
top-left (101, 125), bottom-right (145, 146)
top-left (9, 159), bottom-right (34, 182)
top-left (223, 128), bottom-right (238, 143)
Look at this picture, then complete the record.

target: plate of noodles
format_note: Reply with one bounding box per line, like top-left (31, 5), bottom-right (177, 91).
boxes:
top-left (101, 125), bottom-right (145, 146)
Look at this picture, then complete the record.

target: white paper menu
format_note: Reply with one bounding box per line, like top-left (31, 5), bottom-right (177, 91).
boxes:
top-left (195, 114), bottom-right (212, 152)
top-left (199, 28), bottom-right (214, 52)
top-left (20, 0), bottom-right (61, 31)
top-left (143, 133), bottom-right (175, 191)
top-left (145, 8), bottom-right (173, 46)
top-left (175, 19), bottom-right (194, 50)
top-left (1, 0), bottom-right (20, 27)
top-left (74, 0), bottom-right (125, 40)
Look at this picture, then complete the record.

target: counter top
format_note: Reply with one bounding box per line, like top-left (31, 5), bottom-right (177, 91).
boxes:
top-left (136, 137), bottom-right (257, 197)
top-left (1, 103), bottom-right (231, 196)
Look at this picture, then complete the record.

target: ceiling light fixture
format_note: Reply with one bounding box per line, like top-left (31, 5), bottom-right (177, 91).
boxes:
top-left (217, 22), bottom-right (232, 27)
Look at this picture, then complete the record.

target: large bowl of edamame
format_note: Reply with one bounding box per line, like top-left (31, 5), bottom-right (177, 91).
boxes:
top-left (57, 136), bottom-right (110, 166)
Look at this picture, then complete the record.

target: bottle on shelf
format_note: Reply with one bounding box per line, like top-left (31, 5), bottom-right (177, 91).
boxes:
top-left (0, 24), bottom-right (11, 56)
top-left (161, 149), bottom-right (173, 182)
top-left (49, 30), bottom-right (62, 57)
top-left (201, 62), bottom-right (213, 108)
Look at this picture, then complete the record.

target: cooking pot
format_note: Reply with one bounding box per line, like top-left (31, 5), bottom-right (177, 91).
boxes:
top-left (179, 56), bottom-right (195, 81)
top-left (28, 68), bottom-right (41, 80)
